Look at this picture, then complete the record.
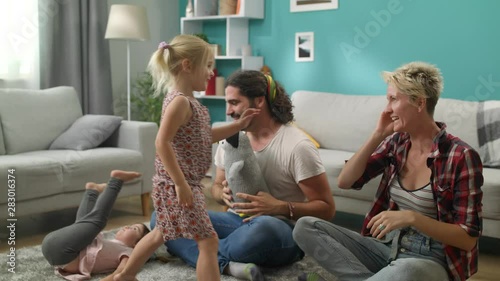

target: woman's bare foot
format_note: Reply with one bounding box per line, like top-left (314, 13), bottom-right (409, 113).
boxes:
top-left (85, 182), bottom-right (107, 193)
top-left (111, 170), bottom-right (141, 183)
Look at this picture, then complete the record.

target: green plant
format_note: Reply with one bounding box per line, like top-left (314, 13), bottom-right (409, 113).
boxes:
top-left (131, 71), bottom-right (164, 126)
top-left (194, 33), bottom-right (210, 43)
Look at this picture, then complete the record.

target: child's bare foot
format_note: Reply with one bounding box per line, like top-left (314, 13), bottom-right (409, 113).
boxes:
top-left (111, 170), bottom-right (141, 183)
top-left (113, 272), bottom-right (138, 281)
top-left (85, 182), bottom-right (107, 193)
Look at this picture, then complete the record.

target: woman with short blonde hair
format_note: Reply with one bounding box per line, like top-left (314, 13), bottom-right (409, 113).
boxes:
top-left (294, 61), bottom-right (483, 281)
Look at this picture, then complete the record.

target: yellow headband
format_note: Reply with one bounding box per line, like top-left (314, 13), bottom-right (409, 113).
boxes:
top-left (264, 74), bottom-right (276, 105)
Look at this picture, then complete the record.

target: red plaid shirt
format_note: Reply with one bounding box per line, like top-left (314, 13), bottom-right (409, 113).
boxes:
top-left (352, 123), bottom-right (483, 281)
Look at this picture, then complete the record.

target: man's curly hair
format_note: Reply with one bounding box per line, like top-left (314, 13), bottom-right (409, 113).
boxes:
top-left (225, 70), bottom-right (294, 124)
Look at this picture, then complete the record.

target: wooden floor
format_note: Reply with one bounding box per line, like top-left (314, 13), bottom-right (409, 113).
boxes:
top-left (1, 178), bottom-right (498, 280)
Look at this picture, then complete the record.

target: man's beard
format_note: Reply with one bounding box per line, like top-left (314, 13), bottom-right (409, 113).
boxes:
top-left (230, 100), bottom-right (257, 120)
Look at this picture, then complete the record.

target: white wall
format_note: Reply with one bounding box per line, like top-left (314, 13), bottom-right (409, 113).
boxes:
top-left (107, 0), bottom-right (179, 117)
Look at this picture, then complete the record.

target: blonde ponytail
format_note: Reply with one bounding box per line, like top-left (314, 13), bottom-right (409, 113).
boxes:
top-left (147, 35), bottom-right (213, 97)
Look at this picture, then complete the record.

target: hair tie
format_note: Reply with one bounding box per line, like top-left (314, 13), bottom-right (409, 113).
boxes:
top-left (264, 74), bottom-right (276, 105)
top-left (158, 41), bottom-right (169, 50)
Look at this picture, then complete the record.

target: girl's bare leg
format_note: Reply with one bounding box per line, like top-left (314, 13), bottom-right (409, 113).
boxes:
top-left (114, 227), bottom-right (164, 281)
top-left (196, 236), bottom-right (220, 281)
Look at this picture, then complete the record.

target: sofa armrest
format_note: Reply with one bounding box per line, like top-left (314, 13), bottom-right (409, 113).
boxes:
top-left (107, 121), bottom-right (158, 194)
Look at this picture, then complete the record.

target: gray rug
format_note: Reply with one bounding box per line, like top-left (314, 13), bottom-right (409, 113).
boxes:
top-left (3, 228), bottom-right (337, 281)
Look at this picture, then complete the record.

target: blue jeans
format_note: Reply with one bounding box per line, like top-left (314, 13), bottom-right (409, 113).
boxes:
top-left (293, 216), bottom-right (448, 281)
top-left (150, 210), bottom-right (303, 273)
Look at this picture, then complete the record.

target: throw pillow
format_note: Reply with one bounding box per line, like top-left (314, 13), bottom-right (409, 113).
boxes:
top-left (49, 115), bottom-right (123, 150)
top-left (291, 122), bottom-right (320, 148)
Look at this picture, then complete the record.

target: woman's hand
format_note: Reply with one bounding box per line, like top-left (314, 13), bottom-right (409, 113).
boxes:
top-left (233, 191), bottom-right (282, 222)
top-left (367, 210), bottom-right (416, 239)
top-left (374, 111), bottom-right (394, 139)
top-left (236, 108), bottom-right (260, 130)
top-left (175, 182), bottom-right (193, 207)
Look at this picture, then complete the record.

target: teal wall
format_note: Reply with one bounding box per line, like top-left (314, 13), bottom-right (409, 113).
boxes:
top-left (178, 0), bottom-right (500, 122)
top-left (250, 0), bottom-right (500, 101)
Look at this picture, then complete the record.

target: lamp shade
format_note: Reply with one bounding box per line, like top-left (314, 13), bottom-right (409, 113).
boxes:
top-left (105, 5), bottom-right (150, 41)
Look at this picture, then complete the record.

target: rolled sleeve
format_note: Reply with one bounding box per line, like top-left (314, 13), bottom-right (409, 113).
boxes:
top-left (454, 149), bottom-right (484, 237)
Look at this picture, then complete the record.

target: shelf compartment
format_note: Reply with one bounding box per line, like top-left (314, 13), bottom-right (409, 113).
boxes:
top-left (193, 0), bottom-right (264, 19)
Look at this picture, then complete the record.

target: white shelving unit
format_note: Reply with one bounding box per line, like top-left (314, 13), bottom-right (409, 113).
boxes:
top-left (181, 0), bottom-right (264, 71)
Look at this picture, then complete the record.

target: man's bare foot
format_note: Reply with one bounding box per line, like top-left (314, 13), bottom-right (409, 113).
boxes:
top-left (111, 170), bottom-right (141, 183)
top-left (85, 182), bottom-right (107, 193)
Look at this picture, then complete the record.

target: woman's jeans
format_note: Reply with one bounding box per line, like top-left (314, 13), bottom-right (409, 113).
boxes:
top-left (150, 211), bottom-right (304, 273)
top-left (293, 216), bottom-right (449, 281)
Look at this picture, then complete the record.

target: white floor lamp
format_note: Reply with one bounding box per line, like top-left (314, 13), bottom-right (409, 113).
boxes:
top-left (105, 5), bottom-right (150, 121)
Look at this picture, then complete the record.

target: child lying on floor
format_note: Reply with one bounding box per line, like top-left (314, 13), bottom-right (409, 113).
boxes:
top-left (41, 170), bottom-right (149, 280)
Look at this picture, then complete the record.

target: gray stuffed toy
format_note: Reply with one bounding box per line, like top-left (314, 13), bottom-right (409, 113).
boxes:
top-left (223, 131), bottom-right (269, 203)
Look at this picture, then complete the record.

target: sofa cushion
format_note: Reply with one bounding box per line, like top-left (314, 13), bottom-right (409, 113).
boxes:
top-left (482, 168), bottom-right (500, 220)
top-left (0, 87), bottom-right (82, 154)
top-left (292, 91), bottom-right (386, 152)
top-left (21, 148), bottom-right (143, 192)
top-left (433, 97), bottom-right (480, 151)
top-left (477, 101), bottom-right (500, 167)
top-left (0, 116), bottom-right (5, 155)
top-left (0, 155), bottom-right (63, 204)
top-left (291, 123), bottom-right (320, 148)
top-left (318, 149), bottom-right (379, 202)
top-left (49, 115), bottom-right (123, 150)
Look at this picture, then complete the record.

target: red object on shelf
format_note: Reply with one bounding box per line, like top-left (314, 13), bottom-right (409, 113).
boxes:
top-left (236, 0), bottom-right (241, 14)
top-left (206, 68), bottom-right (217, 95)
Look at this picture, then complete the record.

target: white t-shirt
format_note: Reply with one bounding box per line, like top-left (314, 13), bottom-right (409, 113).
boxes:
top-left (215, 124), bottom-right (325, 203)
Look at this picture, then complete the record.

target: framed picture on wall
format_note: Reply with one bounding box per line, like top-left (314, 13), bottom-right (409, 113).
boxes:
top-left (290, 0), bottom-right (338, 13)
top-left (295, 32), bottom-right (314, 62)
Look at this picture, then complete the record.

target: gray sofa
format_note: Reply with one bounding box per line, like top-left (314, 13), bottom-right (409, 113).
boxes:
top-left (0, 87), bottom-right (158, 219)
top-left (291, 90), bottom-right (500, 239)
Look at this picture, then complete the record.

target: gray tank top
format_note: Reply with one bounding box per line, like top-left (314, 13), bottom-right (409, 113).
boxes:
top-left (389, 175), bottom-right (437, 219)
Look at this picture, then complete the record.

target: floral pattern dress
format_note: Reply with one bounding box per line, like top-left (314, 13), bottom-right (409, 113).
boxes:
top-left (152, 91), bottom-right (216, 241)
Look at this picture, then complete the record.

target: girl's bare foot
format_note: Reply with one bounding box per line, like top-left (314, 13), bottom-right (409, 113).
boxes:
top-left (113, 272), bottom-right (138, 281)
top-left (85, 182), bottom-right (107, 193)
top-left (111, 170), bottom-right (141, 183)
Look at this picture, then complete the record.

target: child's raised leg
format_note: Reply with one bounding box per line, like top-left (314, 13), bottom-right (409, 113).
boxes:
top-left (74, 182), bottom-right (107, 220)
top-left (42, 170), bottom-right (141, 266)
top-left (75, 170), bottom-right (140, 221)
top-left (114, 227), bottom-right (165, 281)
top-left (76, 170), bottom-right (141, 229)
top-left (196, 236), bottom-right (220, 281)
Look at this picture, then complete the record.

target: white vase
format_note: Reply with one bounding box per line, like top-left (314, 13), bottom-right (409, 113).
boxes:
top-left (186, 0), bottom-right (194, 18)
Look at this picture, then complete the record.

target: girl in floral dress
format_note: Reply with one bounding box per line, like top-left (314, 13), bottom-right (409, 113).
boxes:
top-left (112, 34), bottom-right (259, 281)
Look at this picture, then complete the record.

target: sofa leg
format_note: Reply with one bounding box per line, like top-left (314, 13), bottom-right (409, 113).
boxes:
top-left (141, 193), bottom-right (151, 218)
